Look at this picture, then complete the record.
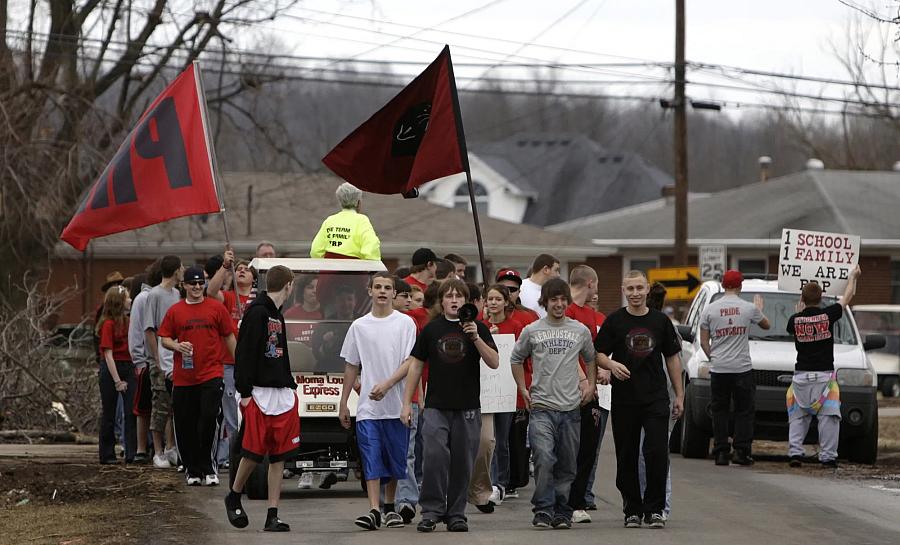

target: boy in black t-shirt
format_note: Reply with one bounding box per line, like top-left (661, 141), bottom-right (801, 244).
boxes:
top-left (401, 279), bottom-right (498, 533)
top-left (785, 266), bottom-right (860, 469)
top-left (595, 271), bottom-right (684, 530)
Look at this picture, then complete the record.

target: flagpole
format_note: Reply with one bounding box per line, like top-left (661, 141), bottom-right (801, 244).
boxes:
top-left (444, 46), bottom-right (489, 283)
top-left (193, 60), bottom-right (244, 314)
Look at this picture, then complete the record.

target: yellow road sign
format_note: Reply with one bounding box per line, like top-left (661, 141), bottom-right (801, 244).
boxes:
top-left (647, 267), bottom-right (701, 300)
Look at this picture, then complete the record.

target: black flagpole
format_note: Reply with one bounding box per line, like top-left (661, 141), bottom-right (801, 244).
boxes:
top-left (444, 46), bottom-right (489, 283)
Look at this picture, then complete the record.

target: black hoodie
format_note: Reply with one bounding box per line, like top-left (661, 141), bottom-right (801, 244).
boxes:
top-left (234, 291), bottom-right (296, 398)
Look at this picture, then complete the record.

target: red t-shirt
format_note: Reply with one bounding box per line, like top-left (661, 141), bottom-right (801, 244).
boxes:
top-left (511, 307), bottom-right (539, 327)
top-left (566, 302), bottom-right (606, 373)
top-left (221, 291), bottom-right (251, 364)
top-left (403, 275), bottom-right (428, 291)
top-left (283, 305), bottom-right (323, 321)
top-left (99, 319), bottom-right (131, 362)
top-left (479, 315), bottom-right (524, 337)
top-left (404, 308), bottom-right (434, 404)
top-left (158, 298), bottom-right (235, 386)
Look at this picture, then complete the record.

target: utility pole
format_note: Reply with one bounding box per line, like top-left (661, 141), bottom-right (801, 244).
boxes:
top-left (673, 0), bottom-right (688, 265)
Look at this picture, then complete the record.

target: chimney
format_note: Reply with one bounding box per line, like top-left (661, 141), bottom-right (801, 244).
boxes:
top-left (758, 156), bottom-right (772, 182)
top-left (661, 184), bottom-right (676, 205)
top-left (806, 158), bottom-right (825, 170)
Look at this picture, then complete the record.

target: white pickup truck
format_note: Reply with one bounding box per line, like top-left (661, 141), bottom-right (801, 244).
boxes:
top-left (675, 278), bottom-right (884, 464)
top-left (229, 258), bottom-right (382, 498)
top-left (851, 305), bottom-right (900, 398)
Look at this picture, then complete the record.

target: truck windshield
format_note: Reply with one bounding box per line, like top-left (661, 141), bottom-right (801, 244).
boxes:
top-left (710, 292), bottom-right (858, 345)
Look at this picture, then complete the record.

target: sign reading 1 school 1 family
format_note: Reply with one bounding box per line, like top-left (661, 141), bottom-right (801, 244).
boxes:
top-left (777, 229), bottom-right (860, 294)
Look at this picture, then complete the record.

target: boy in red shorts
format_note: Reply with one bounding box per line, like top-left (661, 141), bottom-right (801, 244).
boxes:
top-left (225, 265), bottom-right (298, 532)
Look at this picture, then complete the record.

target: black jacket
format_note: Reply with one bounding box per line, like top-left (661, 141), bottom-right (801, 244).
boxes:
top-left (234, 292), bottom-right (296, 397)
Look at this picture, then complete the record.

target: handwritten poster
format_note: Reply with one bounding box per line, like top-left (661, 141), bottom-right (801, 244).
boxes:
top-left (480, 333), bottom-right (517, 414)
top-left (778, 228), bottom-right (859, 295)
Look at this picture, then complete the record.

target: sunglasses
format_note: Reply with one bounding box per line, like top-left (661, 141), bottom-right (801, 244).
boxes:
top-left (506, 286), bottom-right (519, 293)
top-left (184, 280), bottom-right (205, 287)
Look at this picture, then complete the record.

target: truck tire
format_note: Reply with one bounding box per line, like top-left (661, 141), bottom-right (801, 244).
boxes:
top-left (843, 411), bottom-right (878, 464)
top-left (681, 386), bottom-right (710, 459)
top-left (245, 456), bottom-right (269, 500)
top-left (882, 377), bottom-right (900, 398)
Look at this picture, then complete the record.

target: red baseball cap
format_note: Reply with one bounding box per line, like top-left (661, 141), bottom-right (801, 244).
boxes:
top-left (495, 268), bottom-right (522, 285)
top-left (722, 270), bottom-right (743, 289)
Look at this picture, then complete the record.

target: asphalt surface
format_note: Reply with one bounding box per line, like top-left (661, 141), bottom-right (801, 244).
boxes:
top-left (191, 434), bottom-right (900, 545)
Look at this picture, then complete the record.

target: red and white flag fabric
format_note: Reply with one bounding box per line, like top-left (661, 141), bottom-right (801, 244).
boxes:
top-left (61, 63), bottom-right (220, 251)
top-left (322, 45), bottom-right (468, 196)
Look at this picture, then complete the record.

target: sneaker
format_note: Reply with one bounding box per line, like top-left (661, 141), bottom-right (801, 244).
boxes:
top-left (489, 484), bottom-right (505, 505)
top-left (398, 503), bottom-right (416, 524)
top-left (532, 511), bottom-right (552, 528)
top-left (572, 510), bottom-right (592, 523)
top-left (383, 511), bottom-right (404, 528)
top-left (152, 454), bottom-right (172, 469)
top-left (354, 510), bottom-right (381, 531)
top-left (584, 503), bottom-right (597, 511)
top-left (176, 465), bottom-right (185, 473)
top-left (219, 459), bottom-right (229, 470)
top-left (133, 452), bottom-right (151, 465)
top-left (789, 456), bottom-right (803, 468)
top-left (204, 474), bottom-right (220, 486)
top-left (624, 515), bottom-right (642, 528)
top-left (264, 517), bottom-right (290, 532)
top-left (447, 520), bottom-right (469, 532)
top-left (821, 459), bottom-right (838, 469)
top-left (475, 502), bottom-right (495, 513)
top-left (186, 475), bottom-right (202, 486)
top-left (505, 488), bottom-right (520, 499)
top-left (715, 451), bottom-right (730, 466)
top-left (416, 519), bottom-right (437, 533)
top-left (733, 451), bottom-right (754, 466)
top-left (647, 513), bottom-right (666, 529)
top-left (297, 472), bottom-right (314, 489)
top-left (164, 447), bottom-right (179, 466)
top-left (224, 492), bottom-right (249, 528)
top-left (551, 516), bottom-right (572, 529)
top-left (319, 472), bottom-right (338, 489)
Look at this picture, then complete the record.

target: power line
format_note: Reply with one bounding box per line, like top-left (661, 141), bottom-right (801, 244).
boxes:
top-left (689, 61), bottom-right (900, 91)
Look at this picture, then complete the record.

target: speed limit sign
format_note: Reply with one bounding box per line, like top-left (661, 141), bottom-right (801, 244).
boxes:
top-left (699, 245), bottom-right (726, 281)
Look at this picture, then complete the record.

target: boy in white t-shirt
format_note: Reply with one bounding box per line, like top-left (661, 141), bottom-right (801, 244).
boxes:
top-left (339, 273), bottom-right (417, 531)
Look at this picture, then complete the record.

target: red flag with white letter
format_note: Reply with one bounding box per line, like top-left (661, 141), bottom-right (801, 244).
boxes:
top-left (322, 45), bottom-right (468, 196)
top-left (61, 63), bottom-right (220, 251)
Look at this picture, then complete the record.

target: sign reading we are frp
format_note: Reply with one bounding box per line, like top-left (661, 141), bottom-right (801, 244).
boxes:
top-left (777, 229), bottom-right (860, 294)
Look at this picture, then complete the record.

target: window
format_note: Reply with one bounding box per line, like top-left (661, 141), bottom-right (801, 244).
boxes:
top-left (453, 181), bottom-right (488, 216)
top-left (892, 261), bottom-right (900, 303)
top-left (737, 258), bottom-right (767, 276)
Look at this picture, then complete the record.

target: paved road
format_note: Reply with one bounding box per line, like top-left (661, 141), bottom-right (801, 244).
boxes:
top-left (189, 435), bottom-right (900, 545)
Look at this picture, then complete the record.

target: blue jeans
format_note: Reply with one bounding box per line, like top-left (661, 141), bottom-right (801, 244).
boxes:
top-left (528, 408), bottom-right (580, 520)
top-left (490, 412), bottom-right (513, 488)
top-left (584, 407), bottom-right (609, 506)
top-left (393, 403), bottom-right (420, 506)
top-left (217, 365), bottom-right (238, 465)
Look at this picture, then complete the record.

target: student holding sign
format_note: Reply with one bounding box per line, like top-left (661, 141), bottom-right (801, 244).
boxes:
top-left (510, 278), bottom-right (596, 530)
top-left (786, 266), bottom-right (861, 469)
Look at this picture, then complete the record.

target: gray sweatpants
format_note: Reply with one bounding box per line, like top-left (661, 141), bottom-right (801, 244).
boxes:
top-left (789, 413), bottom-right (840, 462)
top-left (420, 408), bottom-right (481, 524)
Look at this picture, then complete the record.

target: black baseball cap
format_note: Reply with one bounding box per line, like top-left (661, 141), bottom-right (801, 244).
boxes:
top-left (411, 247), bottom-right (438, 267)
top-left (183, 266), bottom-right (205, 284)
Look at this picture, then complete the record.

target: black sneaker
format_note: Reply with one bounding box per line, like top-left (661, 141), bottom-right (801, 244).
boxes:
top-left (475, 502), bottom-right (495, 513)
top-left (133, 452), bottom-right (151, 465)
top-left (789, 456), bottom-right (803, 468)
top-left (383, 512), bottom-right (404, 528)
top-left (264, 517), bottom-right (290, 532)
top-left (551, 516), bottom-right (572, 529)
top-left (447, 520), bottom-right (469, 532)
top-left (398, 503), bottom-right (416, 524)
top-left (532, 511), bottom-right (552, 528)
top-left (354, 510), bottom-right (381, 531)
top-left (715, 451), bottom-right (730, 466)
top-left (733, 451), bottom-right (754, 466)
top-left (584, 503), bottom-right (597, 511)
top-left (319, 472), bottom-right (338, 489)
top-left (624, 515), bottom-right (642, 528)
top-left (821, 459), bottom-right (838, 469)
top-left (647, 513), bottom-right (666, 529)
top-left (224, 492), bottom-right (249, 529)
top-left (417, 519), bottom-right (437, 533)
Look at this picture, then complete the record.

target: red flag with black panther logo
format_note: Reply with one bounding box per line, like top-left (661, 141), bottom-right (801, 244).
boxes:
top-left (61, 63), bottom-right (221, 251)
top-left (322, 45), bottom-right (468, 196)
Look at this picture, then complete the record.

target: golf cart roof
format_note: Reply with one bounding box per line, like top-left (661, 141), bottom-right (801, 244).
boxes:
top-left (249, 258), bottom-right (387, 273)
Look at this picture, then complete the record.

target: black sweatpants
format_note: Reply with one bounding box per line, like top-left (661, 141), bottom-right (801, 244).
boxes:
top-left (569, 400), bottom-right (602, 510)
top-left (172, 377), bottom-right (224, 478)
top-left (710, 371), bottom-right (755, 455)
top-left (611, 398), bottom-right (670, 517)
top-left (508, 409), bottom-right (531, 489)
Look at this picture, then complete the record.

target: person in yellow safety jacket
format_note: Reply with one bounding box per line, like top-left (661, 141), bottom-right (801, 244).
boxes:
top-left (310, 182), bottom-right (381, 261)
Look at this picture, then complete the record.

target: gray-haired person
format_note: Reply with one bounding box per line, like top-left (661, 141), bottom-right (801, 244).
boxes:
top-left (310, 182), bottom-right (381, 260)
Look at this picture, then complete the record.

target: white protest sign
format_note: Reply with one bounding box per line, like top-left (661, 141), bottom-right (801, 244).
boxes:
top-left (480, 333), bottom-right (517, 414)
top-left (777, 229), bottom-right (860, 294)
top-left (699, 245), bottom-right (726, 281)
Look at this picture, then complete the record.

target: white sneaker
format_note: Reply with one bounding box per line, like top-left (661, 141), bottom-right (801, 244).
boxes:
top-left (573, 510), bottom-right (592, 523)
top-left (488, 485), bottom-right (505, 505)
top-left (297, 472), bottom-right (313, 489)
top-left (152, 454), bottom-right (172, 469)
top-left (204, 474), bottom-right (220, 486)
top-left (164, 447), bottom-right (179, 466)
top-left (186, 476), bottom-right (202, 486)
